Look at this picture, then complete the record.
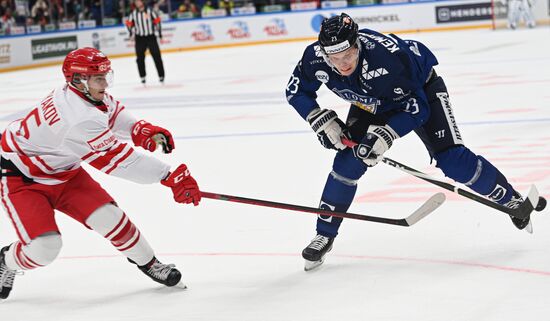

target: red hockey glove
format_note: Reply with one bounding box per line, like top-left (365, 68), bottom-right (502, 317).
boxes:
top-left (131, 120), bottom-right (175, 153)
top-left (161, 164), bottom-right (201, 206)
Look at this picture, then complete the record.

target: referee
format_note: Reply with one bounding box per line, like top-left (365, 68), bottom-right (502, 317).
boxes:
top-left (126, 0), bottom-right (165, 84)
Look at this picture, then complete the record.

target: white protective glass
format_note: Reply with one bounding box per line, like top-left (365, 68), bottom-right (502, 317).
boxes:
top-left (84, 70), bottom-right (114, 90)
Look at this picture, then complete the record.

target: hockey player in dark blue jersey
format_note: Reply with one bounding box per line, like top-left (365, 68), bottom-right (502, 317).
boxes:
top-left (286, 13), bottom-right (545, 271)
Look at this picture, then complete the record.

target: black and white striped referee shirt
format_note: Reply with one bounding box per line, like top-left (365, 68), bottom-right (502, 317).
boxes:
top-left (126, 7), bottom-right (162, 37)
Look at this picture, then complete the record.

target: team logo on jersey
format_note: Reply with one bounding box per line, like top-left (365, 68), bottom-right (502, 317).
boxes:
top-left (354, 102), bottom-right (377, 114)
top-left (365, 41), bottom-right (376, 50)
top-left (394, 87), bottom-right (404, 95)
top-left (191, 24), bottom-right (214, 42)
top-left (264, 18), bottom-right (287, 36)
top-left (227, 21), bottom-right (251, 39)
top-left (315, 70), bottom-right (329, 83)
top-left (331, 88), bottom-right (379, 114)
top-left (361, 59), bottom-right (389, 80)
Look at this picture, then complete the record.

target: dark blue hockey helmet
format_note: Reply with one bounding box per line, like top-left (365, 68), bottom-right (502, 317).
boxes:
top-left (318, 13), bottom-right (358, 55)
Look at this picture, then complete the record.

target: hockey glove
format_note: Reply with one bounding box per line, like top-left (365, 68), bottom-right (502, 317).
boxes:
top-left (161, 164), bottom-right (201, 206)
top-left (353, 125), bottom-right (399, 167)
top-left (131, 120), bottom-right (175, 153)
top-left (307, 108), bottom-right (349, 151)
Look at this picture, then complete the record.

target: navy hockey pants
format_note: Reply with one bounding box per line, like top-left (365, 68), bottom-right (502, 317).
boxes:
top-left (316, 73), bottom-right (516, 238)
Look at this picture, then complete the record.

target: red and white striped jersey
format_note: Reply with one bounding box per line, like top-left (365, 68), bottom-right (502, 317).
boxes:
top-left (1, 84), bottom-right (170, 185)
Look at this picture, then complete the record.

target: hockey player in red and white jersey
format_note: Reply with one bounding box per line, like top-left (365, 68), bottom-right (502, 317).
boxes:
top-left (0, 47), bottom-right (201, 299)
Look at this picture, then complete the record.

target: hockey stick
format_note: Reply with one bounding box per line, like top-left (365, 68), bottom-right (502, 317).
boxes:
top-left (201, 191), bottom-right (445, 227)
top-left (341, 138), bottom-right (542, 219)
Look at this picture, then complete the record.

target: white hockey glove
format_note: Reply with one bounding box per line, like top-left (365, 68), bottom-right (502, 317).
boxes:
top-left (352, 125), bottom-right (399, 167)
top-left (307, 108), bottom-right (349, 151)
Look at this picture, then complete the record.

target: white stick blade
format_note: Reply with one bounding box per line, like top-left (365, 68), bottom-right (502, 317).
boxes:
top-left (405, 192), bottom-right (446, 226)
top-left (525, 185), bottom-right (540, 208)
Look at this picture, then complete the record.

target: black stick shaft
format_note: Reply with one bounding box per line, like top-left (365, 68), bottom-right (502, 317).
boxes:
top-left (341, 137), bottom-right (521, 216)
top-left (381, 157), bottom-right (517, 215)
top-left (201, 191), bottom-right (409, 226)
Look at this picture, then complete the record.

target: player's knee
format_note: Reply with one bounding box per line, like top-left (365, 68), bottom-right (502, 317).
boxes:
top-left (25, 233), bottom-right (63, 267)
top-left (435, 146), bottom-right (502, 193)
top-left (332, 149), bottom-right (368, 181)
top-left (434, 145), bottom-right (481, 183)
top-left (322, 151), bottom-right (363, 212)
top-left (85, 203), bottom-right (124, 236)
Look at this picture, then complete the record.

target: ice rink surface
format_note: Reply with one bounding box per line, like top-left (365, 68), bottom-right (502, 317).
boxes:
top-left (0, 27), bottom-right (549, 321)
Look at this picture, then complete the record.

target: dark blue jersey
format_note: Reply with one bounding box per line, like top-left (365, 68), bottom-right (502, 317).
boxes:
top-left (286, 28), bottom-right (438, 137)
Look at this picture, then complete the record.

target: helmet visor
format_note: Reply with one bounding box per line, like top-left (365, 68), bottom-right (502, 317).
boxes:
top-left (84, 70), bottom-right (114, 90)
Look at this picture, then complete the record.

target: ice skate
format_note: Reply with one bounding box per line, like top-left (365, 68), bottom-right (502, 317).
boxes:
top-left (505, 192), bottom-right (547, 233)
top-left (0, 245), bottom-right (18, 299)
top-left (503, 191), bottom-right (547, 234)
top-left (129, 257), bottom-right (185, 288)
top-left (302, 234), bottom-right (334, 271)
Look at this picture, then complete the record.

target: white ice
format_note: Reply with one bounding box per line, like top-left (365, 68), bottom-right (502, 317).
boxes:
top-left (0, 27), bottom-right (549, 321)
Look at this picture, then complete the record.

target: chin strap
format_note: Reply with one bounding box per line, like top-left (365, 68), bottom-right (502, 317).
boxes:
top-left (68, 83), bottom-right (105, 107)
top-left (67, 83), bottom-right (107, 111)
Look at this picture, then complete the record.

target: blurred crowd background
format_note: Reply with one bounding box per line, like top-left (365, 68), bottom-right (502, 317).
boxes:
top-left (0, 0), bottom-right (415, 36)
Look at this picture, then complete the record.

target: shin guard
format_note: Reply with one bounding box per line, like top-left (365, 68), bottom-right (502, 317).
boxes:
top-left (435, 146), bottom-right (515, 205)
top-left (4, 234), bottom-right (62, 270)
top-left (86, 204), bottom-right (154, 266)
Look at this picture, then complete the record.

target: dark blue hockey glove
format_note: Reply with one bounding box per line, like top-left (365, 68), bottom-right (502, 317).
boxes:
top-left (307, 108), bottom-right (349, 151)
top-left (352, 125), bottom-right (399, 166)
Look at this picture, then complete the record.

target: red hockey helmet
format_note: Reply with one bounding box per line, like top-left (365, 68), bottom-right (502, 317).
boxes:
top-left (62, 47), bottom-right (112, 83)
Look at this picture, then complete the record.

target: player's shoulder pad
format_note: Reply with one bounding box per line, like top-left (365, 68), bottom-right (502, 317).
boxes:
top-left (358, 29), bottom-right (401, 54)
top-left (297, 41), bottom-right (332, 80)
top-left (302, 41), bottom-right (326, 66)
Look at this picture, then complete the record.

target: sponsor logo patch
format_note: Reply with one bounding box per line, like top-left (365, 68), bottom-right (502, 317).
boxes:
top-left (488, 184), bottom-right (507, 202)
top-left (315, 70), bottom-right (329, 83)
top-left (87, 130), bottom-right (118, 151)
top-left (318, 201), bottom-right (336, 222)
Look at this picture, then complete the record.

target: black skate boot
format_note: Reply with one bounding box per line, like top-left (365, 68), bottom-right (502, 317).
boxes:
top-left (0, 245), bottom-right (18, 299)
top-left (302, 234), bottom-right (334, 271)
top-left (504, 191), bottom-right (532, 232)
top-left (128, 257), bottom-right (183, 287)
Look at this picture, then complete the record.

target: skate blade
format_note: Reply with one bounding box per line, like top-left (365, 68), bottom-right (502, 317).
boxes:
top-left (167, 281), bottom-right (188, 290)
top-left (304, 258), bottom-right (324, 271)
top-left (524, 220), bottom-right (533, 234)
